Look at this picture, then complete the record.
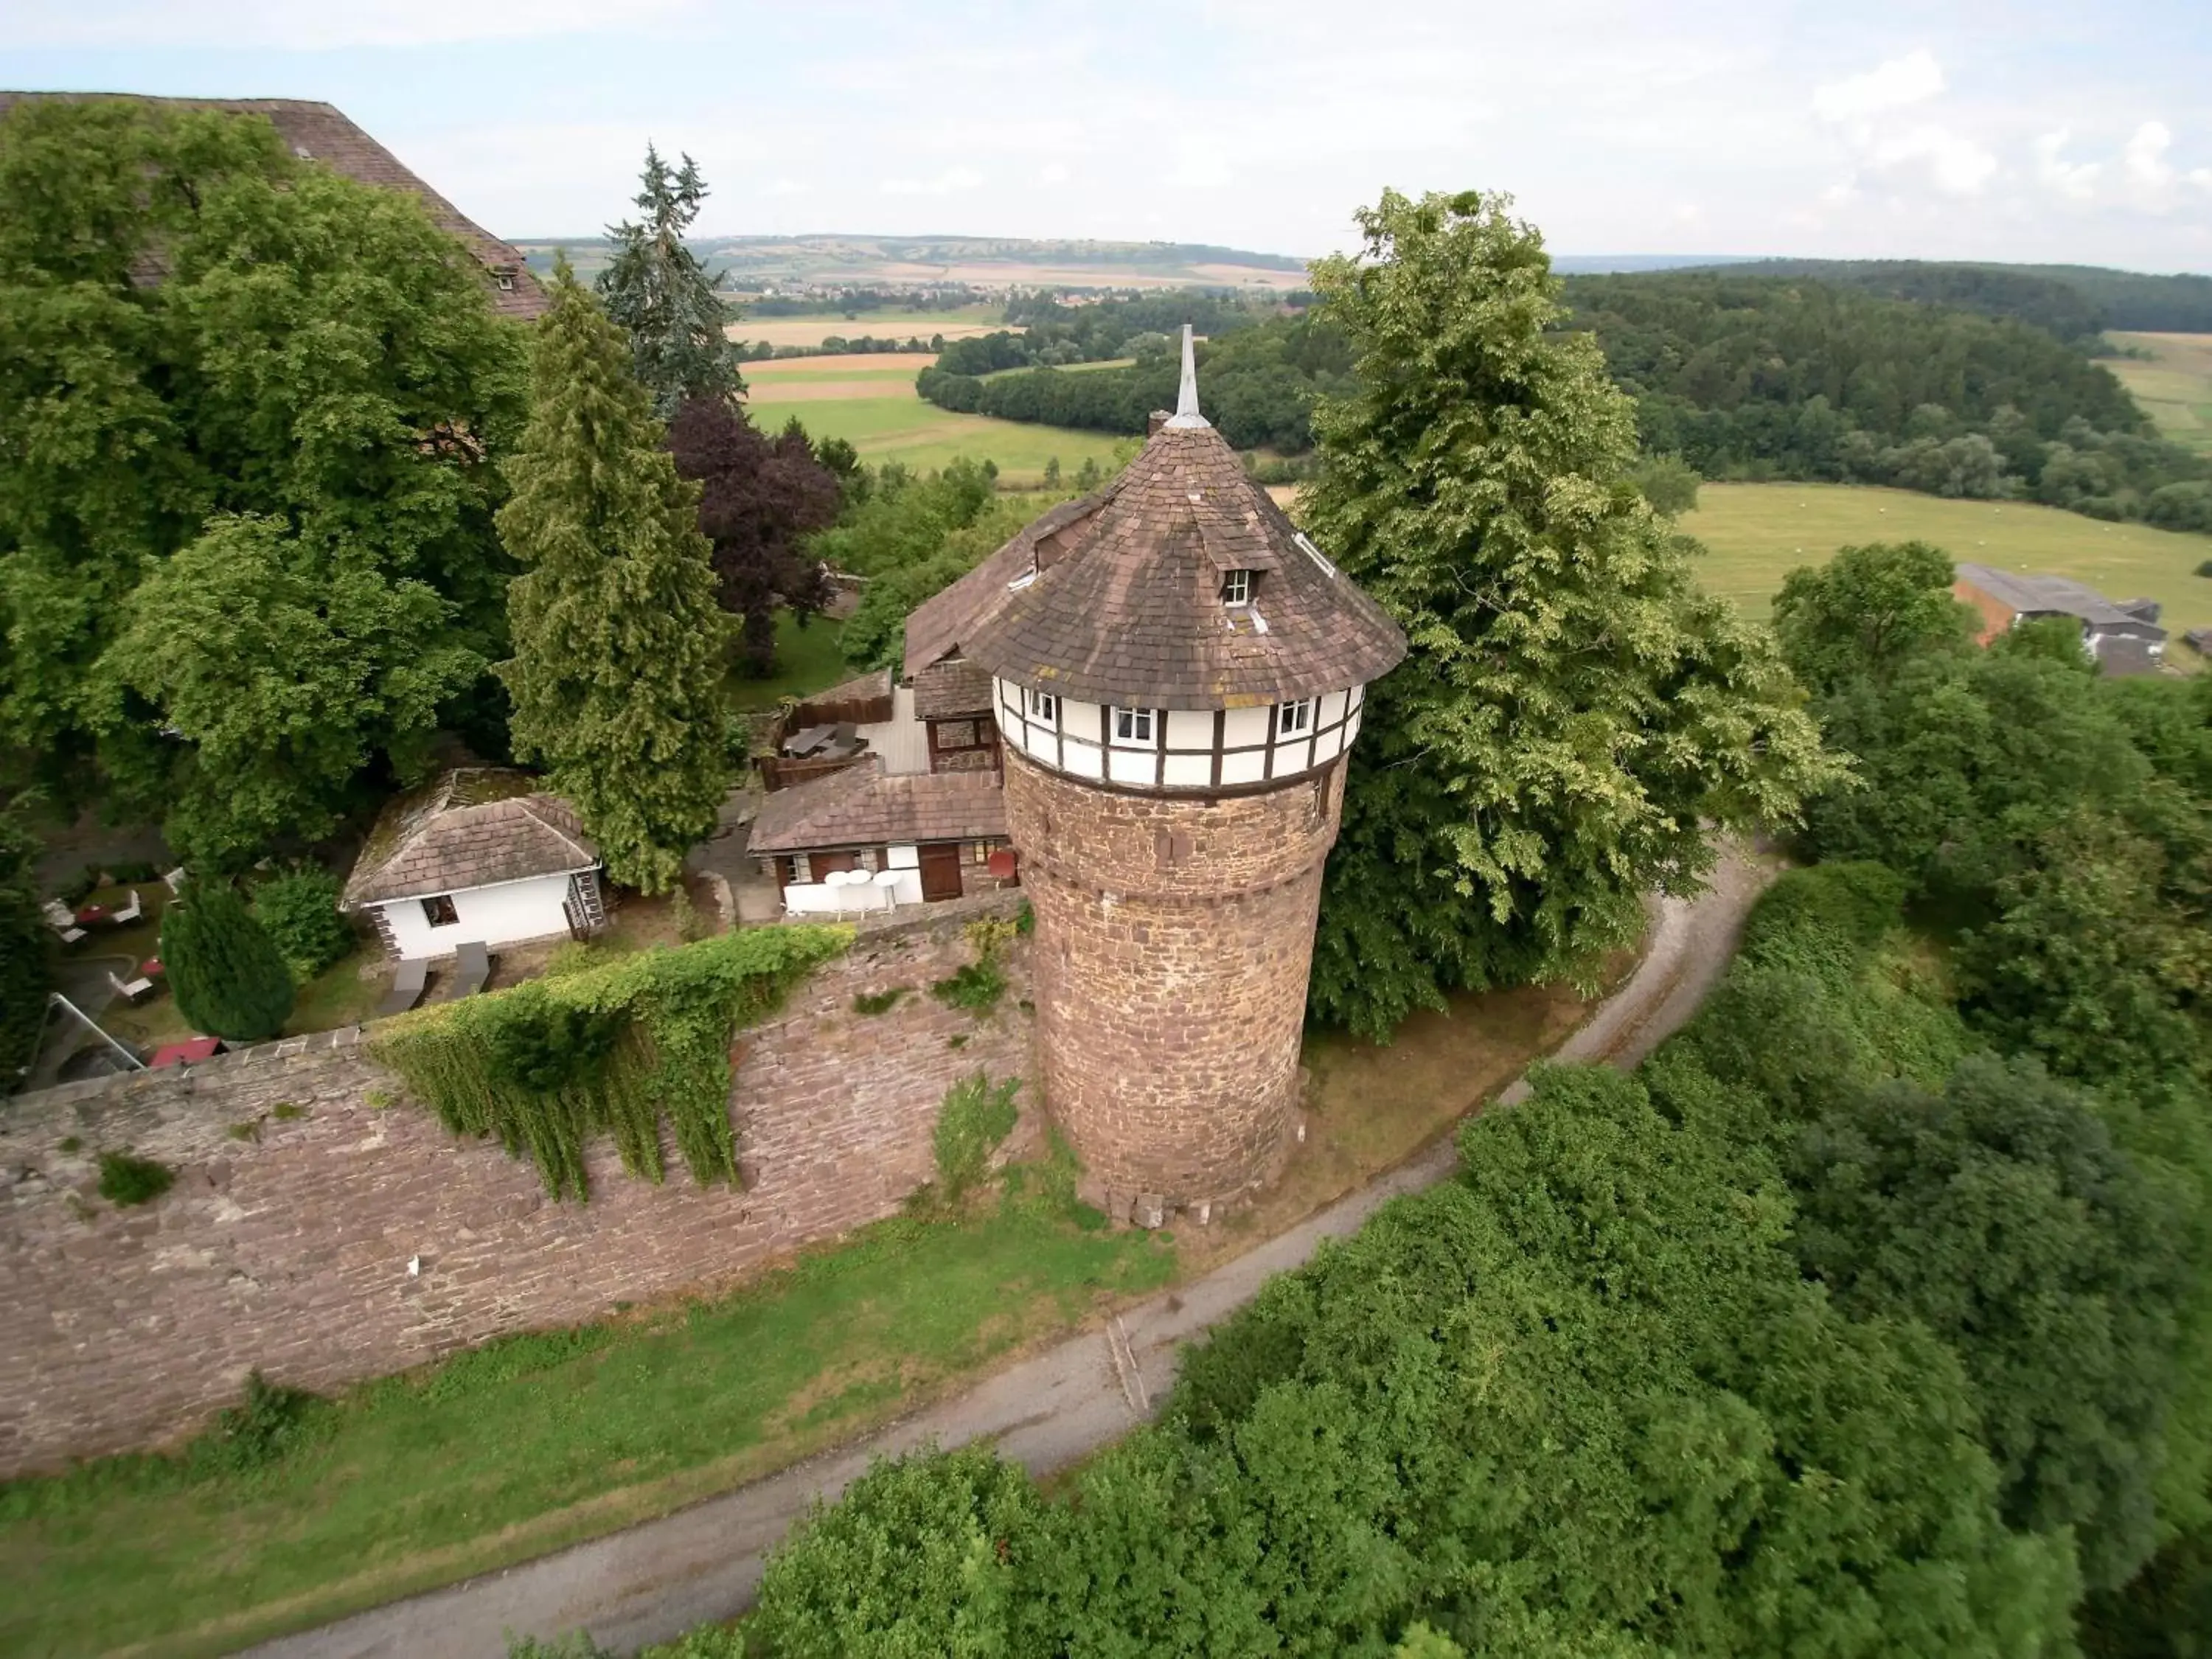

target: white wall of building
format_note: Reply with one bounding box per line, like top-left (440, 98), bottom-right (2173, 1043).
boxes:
top-left (373, 872), bottom-right (585, 960)
top-left (783, 869), bottom-right (922, 914)
top-left (993, 677), bottom-right (1364, 792)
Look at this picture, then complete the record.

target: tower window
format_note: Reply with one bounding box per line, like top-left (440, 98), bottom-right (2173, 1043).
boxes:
top-left (1113, 706), bottom-right (1156, 742)
top-left (1220, 568), bottom-right (1252, 605)
top-left (1026, 687), bottom-right (1057, 723)
top-left (1276, 698), bottom-right (1315, 738)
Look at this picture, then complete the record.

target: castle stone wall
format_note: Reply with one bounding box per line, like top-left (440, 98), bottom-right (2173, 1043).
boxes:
top-left (0, 911), bottom-right (1032, 1476)
top-left (1002, 750), bottom-right (1342, 1214)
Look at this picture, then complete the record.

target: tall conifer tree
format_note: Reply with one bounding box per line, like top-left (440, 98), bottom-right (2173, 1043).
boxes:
top-left (498, 261), bottom-right (730, 894)
top-left (161, 882), bottom-right (294, 1043)
top-left (596, 146), bottom-right (741, 417)
top-left (1304, 190), bottom-right (1843, 1040)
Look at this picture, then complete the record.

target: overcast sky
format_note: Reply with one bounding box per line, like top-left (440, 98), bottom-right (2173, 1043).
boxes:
top-left (4, 0), bottom-right (2208, 271)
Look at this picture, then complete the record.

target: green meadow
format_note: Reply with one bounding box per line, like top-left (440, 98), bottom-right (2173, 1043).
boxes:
top-left (1681, 481), bottom-right (2212, 639)
top-left (2106, 331), bottom-right (2212, 456)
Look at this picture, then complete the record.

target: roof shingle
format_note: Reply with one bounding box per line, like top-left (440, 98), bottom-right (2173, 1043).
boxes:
top-left (959, 424), bottom-right (1405, 708)
top-left (749, 761), bottom-right (1007, 854)
top-left (343, 770), bottom-right (597, 908)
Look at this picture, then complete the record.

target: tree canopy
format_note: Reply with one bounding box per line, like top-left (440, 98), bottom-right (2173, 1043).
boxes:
top-left (1301, 189), bottom-right (1840, 1039)
top-left (498, 262), bottom-right (731, 894)
top-left (595, 146), bottom-right (741, 419)
top-left (0, 97), bottom-right (526, 860)
top-left (161, 880), bottom-right (295, 1043)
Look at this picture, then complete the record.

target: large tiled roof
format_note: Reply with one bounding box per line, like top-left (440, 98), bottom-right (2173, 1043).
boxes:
top-left (1955, 563), bottom-right (2166, 637)
top-left (343, 771), bottom-right (597, 908)
top-left (913, 658), bottom-right (995, 719)
top-left (749, 761), bottom-right (1007, 854)
top-left (959, 424), bottom-right (1406, 708)
top-left (0, 92), bottom-right (548, 321)
top-left (902, 495), bottom-right (1100, 681)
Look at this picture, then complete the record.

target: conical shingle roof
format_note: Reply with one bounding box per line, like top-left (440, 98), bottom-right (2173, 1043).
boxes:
top-left (961, 420), bottom-right (1405, 710)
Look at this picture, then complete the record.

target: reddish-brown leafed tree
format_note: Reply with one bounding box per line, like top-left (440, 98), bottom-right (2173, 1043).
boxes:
top-left (666, 400), bottom-right (842, 676)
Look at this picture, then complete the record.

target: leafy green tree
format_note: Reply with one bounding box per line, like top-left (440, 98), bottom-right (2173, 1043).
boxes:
top-left (597, 147), bottom-right (741, 417)
top-left (1792, 1051), bottom-right (2185, 1588)
top-left (250, 869), bottom-right (355, 981)
top-left (100, 515), bottom-right (478, 867)
top-left (753, 1444), bottom-right (1043, 1658)
top-left (1301, 189), bottom-right (1841, 1039)
top-left (498, 262), bottom-right (731, 894)
top-left (0, 805), bottom-right (53, 1086)
top-left (1772, 541), bottom-right (1979, 698)
top-left (1630, 452), bottom-right (1701, 517)
top-left (161, 881), bottom-right (295, 1042)
top-left (0, 97), bottom-right (526, 839)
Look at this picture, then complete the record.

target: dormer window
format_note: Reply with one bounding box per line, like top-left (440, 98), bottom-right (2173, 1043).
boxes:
top-left (1220, 568), bottom-right (1253, 605)
top-left (1026, 687), bottom-right (1058, 723)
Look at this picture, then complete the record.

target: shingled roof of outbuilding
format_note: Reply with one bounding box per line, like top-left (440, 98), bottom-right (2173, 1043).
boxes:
top-left (749, 761), bottom-right (1008, 855)
top-left (956, 422), bottom-right (1406, 709)
top-left (0, 92), bottom-right (549, 321)
top-left (342, 770), bottom-right (597, 908)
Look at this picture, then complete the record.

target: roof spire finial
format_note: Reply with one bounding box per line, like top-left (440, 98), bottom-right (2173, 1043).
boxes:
top-left (1164, 322), bottom-right (1208, 429)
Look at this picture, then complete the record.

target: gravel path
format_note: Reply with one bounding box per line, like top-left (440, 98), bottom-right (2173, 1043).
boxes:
top-left (245, 844), bottom-right (1774, 1659)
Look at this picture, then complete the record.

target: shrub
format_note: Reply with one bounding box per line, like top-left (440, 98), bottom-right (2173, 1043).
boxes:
top-left (929, 959), bottom-right (1004, 1014)
top-left (250, 869), bottom-right (354, 979)
top-left (162, 883), bottom-right (295, 1041)
top-left (97, 1150), bottom-right (174, 1206)
top-left (931, 1072), bottom-right (1020, 1200)
top-left (185, 1371), bottom-right (326, 1477)
top-left (852, 987), bottom-right (906, 1015)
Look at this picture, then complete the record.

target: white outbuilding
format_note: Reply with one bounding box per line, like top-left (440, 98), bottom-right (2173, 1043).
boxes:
top-left (342, 769), bottom-right (607, 961)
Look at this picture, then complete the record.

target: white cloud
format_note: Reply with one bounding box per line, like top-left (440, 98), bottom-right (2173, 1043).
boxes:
top-left (1812, 49), bottom-right (1944, 123)
top-left (2, 0), bottom-right (695, 48)
top-left (2125, 121), bottom-right (2175, 187)
top-left (765, 178), bottom-right (809, 198)
top-left (1873, 125), bottom-right (1998, 195)
top-left (880, 167), bottom-right (984, 198)
top-left (2034, 130), bottom-right (2101, 201)
top-left (1040, 164), bottom-right (1071, 186)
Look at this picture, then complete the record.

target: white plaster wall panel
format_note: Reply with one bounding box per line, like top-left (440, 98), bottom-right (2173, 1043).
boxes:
top-left (1318, 724), bottom-right (1344, 763)
top-left (1064, 738), bottom-right (1104, 779)
top-left (1166, 709), bottom-right (1213, 748)
top-left (886, 844), bottom-right (919, 869)
top-left (379, 872), bottom-right (580, 960)
top-left (1219, 748), bottom-right (1266, 786)
top-left (1223, 706), bottom-right (1270, 748)
top-left (1107, 747), bottom-right (1155, 787)
top-left (1321, 689), bottom-right (1348, 727)
top-left (1162, 752), bottom-right (1213, 788)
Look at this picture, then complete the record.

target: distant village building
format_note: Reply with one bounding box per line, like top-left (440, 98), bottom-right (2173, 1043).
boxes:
top-left (1952, 562), bottom-right (2168, 675)
top-left (342, 771), bottom-right (605, 961)
top-left (0, 92), bottom-right (548, 321)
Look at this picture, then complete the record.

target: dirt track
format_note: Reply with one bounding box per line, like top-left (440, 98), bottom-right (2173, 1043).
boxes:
top-left (246, 844), bottom-right (1775, 1659)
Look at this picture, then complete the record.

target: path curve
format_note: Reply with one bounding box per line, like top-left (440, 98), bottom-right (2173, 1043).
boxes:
top-left (247, 846), bottom-right (1774, 1659)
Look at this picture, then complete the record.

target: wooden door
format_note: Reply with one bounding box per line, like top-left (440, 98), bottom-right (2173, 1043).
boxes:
top-left (918, 843), bottom-right (963, 902)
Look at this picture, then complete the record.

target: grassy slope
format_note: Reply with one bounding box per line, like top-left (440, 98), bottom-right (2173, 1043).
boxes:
top-left (740, 351), bottom-right (1132, 483)
top-left (0, 1177), bottom-right (1175, 1659)
top-left (1680, 481), bottom-right (2212, 636)
top-left (2106, 331), bottom-right (2212, 456)
top-left (0, 951), bottom-right (1604, 1658)
top-left (726, 612), bottom-right (854, 711)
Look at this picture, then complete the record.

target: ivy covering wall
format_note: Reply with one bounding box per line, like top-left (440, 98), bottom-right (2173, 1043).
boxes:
top-left (371, 926), bottom-right (852, 1199)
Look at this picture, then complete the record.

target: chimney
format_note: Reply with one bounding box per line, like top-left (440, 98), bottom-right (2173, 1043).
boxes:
top-left (1147, 409), bottom-right (1172, 437)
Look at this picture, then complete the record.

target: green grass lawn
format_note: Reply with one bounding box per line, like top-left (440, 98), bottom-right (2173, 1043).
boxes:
top-left (751, 394), bottom-right (1130, 484)
top-left (2106, 331), bottom-right (2212, 456)
top-left (0, 1168), bottom-right (1175, 1659)
top-left (1680, 481), bottom-right (2212, 636)
top-left (725, 611), bottom-right (854, 711)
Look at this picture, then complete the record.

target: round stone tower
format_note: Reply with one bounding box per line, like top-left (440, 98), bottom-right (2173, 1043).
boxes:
top-left (962, 329), bottom-right (1406, 1217)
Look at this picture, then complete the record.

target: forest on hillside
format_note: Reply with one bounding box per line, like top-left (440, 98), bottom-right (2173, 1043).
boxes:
top-left (1720, 257), bottom-right (2212, 336)
top-left (915, 268), bottom-right (2212, 528)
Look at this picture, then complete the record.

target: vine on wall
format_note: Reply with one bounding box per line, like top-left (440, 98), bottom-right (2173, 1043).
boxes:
top-left (370, 926), bottom-right (852, 1199)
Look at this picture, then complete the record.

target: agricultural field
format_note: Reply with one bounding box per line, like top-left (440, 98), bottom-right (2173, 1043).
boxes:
top-left (1681, 481), bottom-right (2212, 639)
top-left (2107, 330), bottom-right (2212, 455)
top-left (742, 354), bottom-right (1130, 483)
top-left (726, 305), bottom-right (1010, 352)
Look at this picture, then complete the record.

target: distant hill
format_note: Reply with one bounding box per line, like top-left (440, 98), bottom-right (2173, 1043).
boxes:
top-left (1702, 260), bottom-right (2212, 338)
top-left (513, 234), bottom-right (1310, 293)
